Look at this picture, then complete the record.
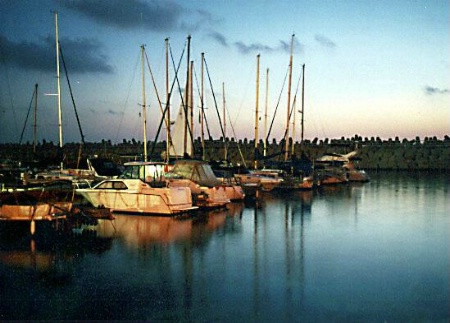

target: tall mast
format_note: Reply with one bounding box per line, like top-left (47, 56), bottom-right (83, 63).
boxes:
top-left (264, 68), bottom-right (269, 157)
top-left (165, 38), bottom-right (170, 162)
top-left (189, 60), bottom-right (194, 157)
top-left (291, 89), bottom-right (297, 156)
top-left (223, 82), bottom-right (227, 161)
top-left (55, 12), bottom-right (63, 170)
top-left (201, 53), bottom-right (205, 160)
top-left (301, 63), bottom-right (305, 151)
top-left (33, 83), bottom-right (38, 153)
top-left (184, 35), bottom-right (191, 156)
top-left (254, 54), bottom-right (260, 170)
top-left (284, 34), bottom-right (294, 161)
top-left (141, 45), bottom-right (148, 162)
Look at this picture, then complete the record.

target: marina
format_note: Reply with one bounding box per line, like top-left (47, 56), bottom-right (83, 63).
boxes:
top-left (0, 1), bottom-right (448, 321)
top-left (0, 171), bottom-right (448, 321)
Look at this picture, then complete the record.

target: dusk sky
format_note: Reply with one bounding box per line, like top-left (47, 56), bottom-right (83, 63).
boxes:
top-left (1, 0), bottom-right (449, 145)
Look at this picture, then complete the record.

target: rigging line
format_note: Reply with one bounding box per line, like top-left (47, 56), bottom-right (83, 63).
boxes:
top-left (147, 46), bottom-right (168, 149)
top-left (266, 65), bottom-right (289, 142)
top-left (59, 42), bottom-right (85, 144)
top-left (192, 64), bottom-right (212, 140)
top-left (278, 79), bottom-right (299, 156)
top-left (144, 50), bottom-right (165, 117)
top-left (114, 51), bottom-right (140, 143)
top-left (19, 87), bottom-right (36, 144)
top-left (290, 68), bottom-right (304, 141)
top-left (233, 63), bottom-right (253, 126)
top-left (203, 57), bottom-right (226, 143)
top-left (151, 42), bottom-right (185, 157)
top-left (150, 41), bottom-right (186, 158)
top-left (225, 92), bottom-right (247, 168)
top-left (143, 48), bottom-right (170, 146)
top-left (170, 40), bottom-right (196, 156)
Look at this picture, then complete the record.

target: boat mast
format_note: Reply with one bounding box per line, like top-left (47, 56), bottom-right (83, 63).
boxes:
top-left (264, 68), bottom-right (269, 158)
top-left (165, 38), bottom-right (170, 162)
top-left (284, 34), bottom-right (294, 162)
top-left (33, 83), bottom-right (38, 153)
top-left (254, 54), bottom-right (260, 170)
top-left (55, 12), bottom-right (63, 170)
top-left (291, 95), bottom-right (297, 157)
top-left (291, 88), bottom-right (297, 156)
top-left (184, 35), bottom-right (191, 156)
top-left (189, 60), bottom-right (194, 157)
top-left (301, 63), bottom-right (305, 151)
top-left (141, 45), bottom-right (148, 162)
top-left (223, 82), bottom-right (227, 161)
top-left (201, 52), bottom-right (205, 160)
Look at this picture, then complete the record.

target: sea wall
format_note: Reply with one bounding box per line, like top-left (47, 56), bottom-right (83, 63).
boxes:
top-left (1, 135), bottom-right (449, 171)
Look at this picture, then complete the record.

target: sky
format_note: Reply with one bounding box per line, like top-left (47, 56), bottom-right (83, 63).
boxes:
top-left (0, 0), bottom-right (449, 145)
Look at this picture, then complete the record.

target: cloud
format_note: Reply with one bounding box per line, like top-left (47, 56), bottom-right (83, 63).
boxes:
top-left (234, 37), bottom-right (303, 55)
top-left (58, 37), bottom-right (114, 74)
top-left (314, 34), bottom-right (336, 48)
top-left (0, 33), bottom-right (113, 74)
top-left (424, 86), bottom-right (449, 95)
top-left (208, 32), bottom-right (228, 47)
top-left (60, 0), bottom-right (183, 31)
top-left (234, 41), bottom-right (274, 54)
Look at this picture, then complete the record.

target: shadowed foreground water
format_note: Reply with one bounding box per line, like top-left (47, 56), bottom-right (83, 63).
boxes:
top-left (0, 171), bottom-right (448, 321)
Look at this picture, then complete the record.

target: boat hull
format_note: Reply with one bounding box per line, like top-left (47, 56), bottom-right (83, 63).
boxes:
top-left (77, 186), bottom-right (196, 215)
top-left (0, 202), bottom-right (72, 221)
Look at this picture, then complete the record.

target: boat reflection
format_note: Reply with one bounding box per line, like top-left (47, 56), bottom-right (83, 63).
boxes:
top-left (0, 240), bottom-right (56, 272)
top-left (95, 204), bottom-right (244, 247)
top-left (0, 233), bottom-right (113, 285)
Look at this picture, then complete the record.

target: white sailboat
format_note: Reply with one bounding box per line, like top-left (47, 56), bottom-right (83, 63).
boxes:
top-left (76, 45), bottom-right (197, 215)
top-left (162, 37), bottom-right (231, 208)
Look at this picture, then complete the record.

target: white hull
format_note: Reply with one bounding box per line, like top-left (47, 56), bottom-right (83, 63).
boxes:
top-left (167, 179), bottom-right (230, 208)
top-left (222, 185), bottom-right (246, 201)
top-left (76, 179), bottom-right (196, 215)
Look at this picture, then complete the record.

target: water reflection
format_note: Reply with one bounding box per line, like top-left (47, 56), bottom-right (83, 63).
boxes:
top-left (95, 202), bottom-right (244, 248)
top-left (0, 172), bottom-right (448, 321)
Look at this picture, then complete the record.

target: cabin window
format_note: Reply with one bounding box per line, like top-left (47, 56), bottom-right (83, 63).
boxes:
top-left (97, 181), bottom-right (128, 190)
top-left (97, 182), bottom-right (113, 189)
top-left (113, 182), bottom-right (127, 190)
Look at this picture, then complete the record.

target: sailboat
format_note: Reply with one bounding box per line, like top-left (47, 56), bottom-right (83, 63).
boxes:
top-left (162, 37), bottom-right (230, 208)
top-left (233, 54), bottom-right (284, 192)
top-left (0, 13), bottom-right (76, 235)
top-left (254, 37), bottom-right (313, 190)
top-left (200, 59), bottom-right (245, 201)
top-left (76, 45), bottom-right (197, 215)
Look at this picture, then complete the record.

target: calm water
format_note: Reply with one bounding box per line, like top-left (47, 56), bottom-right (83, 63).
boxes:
top-left (1, 171), bottom-right (448, 322)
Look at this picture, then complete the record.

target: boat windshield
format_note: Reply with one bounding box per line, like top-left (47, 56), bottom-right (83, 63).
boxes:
top-left (119, 164), bottom-right (165, 182)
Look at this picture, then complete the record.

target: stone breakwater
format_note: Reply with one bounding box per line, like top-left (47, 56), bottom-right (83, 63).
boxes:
top-left (1, 136), bottom-right (449, 171)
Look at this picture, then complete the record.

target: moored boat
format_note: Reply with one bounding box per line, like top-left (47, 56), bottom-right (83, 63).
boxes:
top-left (165, 160), bottom-right (230, 208)
top-left (0, 201), bottom-right (72, 221)
top-left (234, 170), bottom-right (283, 192)
top-left (76, 178), bottom-right (197, 215)
top-left (315, 151), bottom-right (370, 184)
